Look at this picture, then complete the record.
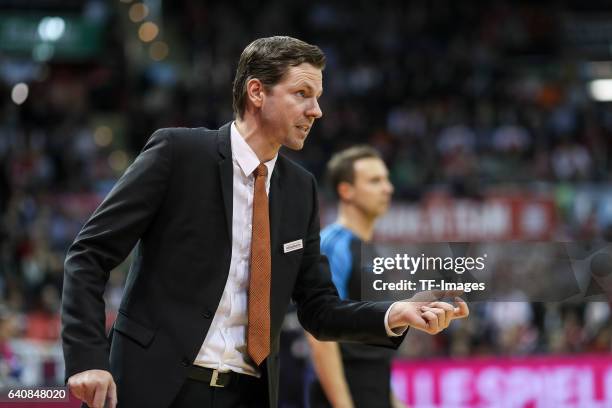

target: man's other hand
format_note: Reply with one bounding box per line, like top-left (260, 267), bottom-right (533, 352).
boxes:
top-left (67, 369), bottom-right (117, 408)
top-left (389, 290), bottom-right (469, 335)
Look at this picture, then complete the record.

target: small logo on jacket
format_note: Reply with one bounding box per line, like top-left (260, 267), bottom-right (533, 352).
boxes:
top-left (283, 239), bottom-right (303, 253)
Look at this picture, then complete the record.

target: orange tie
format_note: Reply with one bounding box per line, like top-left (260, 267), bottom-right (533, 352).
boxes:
top-left (248, 163), bottom-right (271, 365)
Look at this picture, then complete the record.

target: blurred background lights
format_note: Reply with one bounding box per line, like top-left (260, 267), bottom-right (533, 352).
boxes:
top-left (138, 22), bottom-right (159, 42)
top-left (11, 83), bottom-right (29, 105)
top-left (128, 3), bottom-right (149, 23)
top-left (149, 41), bottom-right (168, 61)
top-left (588, 79), bottom-right (612, 102)
top-left (108, 150), bottom-right (129, 172)
top-left (93, 126), bottom-right (113, 147)
top-left (32, 43), bottom-right (54, 62)
top-left (37, 17), bottom-right (65, 42)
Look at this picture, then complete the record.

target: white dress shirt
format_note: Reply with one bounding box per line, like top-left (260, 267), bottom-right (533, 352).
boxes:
top-left (194, 122), bottom-right (403, 377)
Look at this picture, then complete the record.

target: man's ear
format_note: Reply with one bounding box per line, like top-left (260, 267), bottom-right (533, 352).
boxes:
top-left (246, 78), bottom-right (265, 109)
top-left (337, 181), bottom-right (354, 202)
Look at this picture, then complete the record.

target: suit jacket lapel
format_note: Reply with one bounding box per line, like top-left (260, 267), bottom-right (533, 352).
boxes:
top-left (217, 123), bottom-right (233, 242)
top-left (268, 157), bottom-right (284, 334)
top-left (269, 159), bottom-right (283, 257)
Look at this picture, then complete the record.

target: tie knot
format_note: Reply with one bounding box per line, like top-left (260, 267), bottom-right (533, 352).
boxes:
top-left (254, 163), bottom-right (268, 178)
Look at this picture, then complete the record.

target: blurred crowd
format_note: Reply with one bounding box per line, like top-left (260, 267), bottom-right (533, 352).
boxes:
top-left (168, 0), bottom-right (612, 197)
top-left (1, 0), bottom-right (612, 388)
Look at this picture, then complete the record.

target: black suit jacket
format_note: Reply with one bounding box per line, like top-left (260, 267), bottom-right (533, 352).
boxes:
top-left (61, 123), bottom-right (405, 407)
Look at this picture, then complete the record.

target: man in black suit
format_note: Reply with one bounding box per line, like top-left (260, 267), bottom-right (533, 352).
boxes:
top-left (61, 36), bottom-right (468, 408)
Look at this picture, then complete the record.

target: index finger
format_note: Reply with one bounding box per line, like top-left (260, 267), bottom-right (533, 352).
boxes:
top-left (452, 297), bottom-right (469, 319)
top-left (427, 301), bottom-right (455, 312)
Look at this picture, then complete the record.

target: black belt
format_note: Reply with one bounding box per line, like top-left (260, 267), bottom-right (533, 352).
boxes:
top-left (187, 365), bottom-right (250, 388)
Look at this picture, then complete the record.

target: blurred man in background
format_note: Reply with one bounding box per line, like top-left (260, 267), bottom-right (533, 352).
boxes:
top-left (307, 146), bottom-right (403, 408)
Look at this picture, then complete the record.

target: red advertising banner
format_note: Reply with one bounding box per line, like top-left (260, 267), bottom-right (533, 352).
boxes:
top-left (392, 355), bottom-right (612, 408)
top-left (370, 195), bottom-right (557, 242)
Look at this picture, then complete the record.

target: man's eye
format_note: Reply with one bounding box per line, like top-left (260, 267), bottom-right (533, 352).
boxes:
top-left (297, 91), bottom-right (306, 97)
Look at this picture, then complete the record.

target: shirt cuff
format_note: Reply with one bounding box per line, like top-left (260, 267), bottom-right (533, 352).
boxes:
top-left (384, 302), bottom-right (409, 337)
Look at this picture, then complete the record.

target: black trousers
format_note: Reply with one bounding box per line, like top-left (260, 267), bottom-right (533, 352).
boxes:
top-left (309, 359), bottom-right (392, 408)
top-left (170, 371), bottom-right (269, 408)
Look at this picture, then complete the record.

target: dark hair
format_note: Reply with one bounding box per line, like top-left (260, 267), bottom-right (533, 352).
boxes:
top-left (326, 146), bottom-right (382, 198)
top-left (232, 36), bottom-right (326, 118)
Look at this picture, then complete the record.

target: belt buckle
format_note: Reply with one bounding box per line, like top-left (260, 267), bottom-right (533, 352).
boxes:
top-left (209, 369), bottom-right (224, 387)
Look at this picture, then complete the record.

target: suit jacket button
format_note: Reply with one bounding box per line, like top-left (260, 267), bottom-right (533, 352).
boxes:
top-left (181, 358), bottom-right (191, 367)
top-left (203, 310), bottom-right (213, 319)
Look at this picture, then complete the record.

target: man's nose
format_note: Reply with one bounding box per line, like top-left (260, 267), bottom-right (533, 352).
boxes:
top-left (307, 98), bottom-right (323, 119)
top-left (385, 180), bottom-right (394, 195)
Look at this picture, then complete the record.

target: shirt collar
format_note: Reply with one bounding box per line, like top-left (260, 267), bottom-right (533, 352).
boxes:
top-left (230, 122), bottom-right (277, 184)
